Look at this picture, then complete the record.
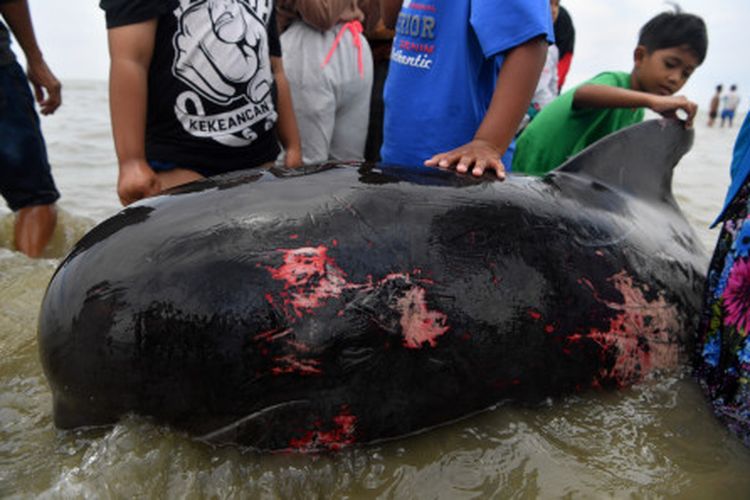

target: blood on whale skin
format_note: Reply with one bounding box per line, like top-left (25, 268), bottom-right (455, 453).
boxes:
top-left (37, 119), bottom-right (708, 451)
top-left (262, 244), bottom-right (450, 349)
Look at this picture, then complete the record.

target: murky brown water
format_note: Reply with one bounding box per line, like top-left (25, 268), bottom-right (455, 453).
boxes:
top-left (1, 82), bottom-right (749, 498)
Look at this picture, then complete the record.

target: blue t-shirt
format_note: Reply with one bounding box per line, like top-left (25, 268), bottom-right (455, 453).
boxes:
top-left (713, 113), bottom-right (750, 227)
top-left (380, 0), bottom-right (553, 169)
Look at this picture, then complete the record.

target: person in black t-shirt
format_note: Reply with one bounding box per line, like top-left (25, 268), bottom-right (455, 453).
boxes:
top-left (100, 0), bottom-right (302, 206)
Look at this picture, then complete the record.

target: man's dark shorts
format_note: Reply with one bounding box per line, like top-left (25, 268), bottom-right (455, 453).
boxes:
top-left (0, 61), bottom-right (60, 212)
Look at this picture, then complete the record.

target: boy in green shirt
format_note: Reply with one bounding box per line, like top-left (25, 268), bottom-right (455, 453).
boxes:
top-left (513, 10), bottom-right (707, 176)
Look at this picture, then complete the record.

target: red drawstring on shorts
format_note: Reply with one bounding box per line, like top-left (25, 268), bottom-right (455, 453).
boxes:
top-left (321, 20), bottom-right (364, 78)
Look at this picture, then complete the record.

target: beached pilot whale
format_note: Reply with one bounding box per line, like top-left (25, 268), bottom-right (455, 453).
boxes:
top-left (39, 119), bottom-right (707, 451)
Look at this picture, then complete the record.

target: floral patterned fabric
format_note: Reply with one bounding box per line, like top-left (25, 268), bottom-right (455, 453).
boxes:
top-left (696, 181), bottom-right (750, 446)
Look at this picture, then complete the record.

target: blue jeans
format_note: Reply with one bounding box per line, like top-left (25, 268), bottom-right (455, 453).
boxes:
top-left (0, 61), bottom-right (59, 211)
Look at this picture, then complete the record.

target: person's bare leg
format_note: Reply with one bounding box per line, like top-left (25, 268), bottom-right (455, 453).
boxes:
top-left (14, 204), bottom-right (57, 258)
top-left (156, 168), bottom-right (205, 191)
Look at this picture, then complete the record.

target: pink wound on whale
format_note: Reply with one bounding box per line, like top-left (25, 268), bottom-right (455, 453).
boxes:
top-left (264, 245), bottom-right (451, 350)
top-left (265, 245), bottom-right (350, 317)
top-left (396, 286), bottom-right (450, 348)
top-left (583, 271), bottom-right (680, 386)
top-left (271, 355), bottom-right (322, 376)
top-left (288, 406), bottom-right (357, 452)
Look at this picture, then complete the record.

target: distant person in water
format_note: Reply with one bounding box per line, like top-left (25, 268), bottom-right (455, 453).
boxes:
top-left (512, 9), bottom-right (707, 176)
top-left (721, 84), bottom-right (741, 128)
top-left (708, 84), bottom-right (723, 127)
top-left (695, 113), bottom-right (750, 448)
top-left (0, 0), bottom-right (61, 258)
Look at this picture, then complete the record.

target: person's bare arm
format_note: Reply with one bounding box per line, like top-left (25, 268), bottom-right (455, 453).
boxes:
top-left (381, 0), bottom-right (401, 29)
top-left (271, 56), bottom-right (302, 167)
top-left (275, 0), bottom-right (296, 32)
top-left (425, 36), bottom-right (547, 179)
top-left (574, 85), bottom-right (698, 127)
top-left (0, 0), bottom-right (61, 114)
top-left (107, 20), bottom-right (161, 205)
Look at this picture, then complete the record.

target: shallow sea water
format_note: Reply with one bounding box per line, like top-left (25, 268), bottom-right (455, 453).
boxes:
top-left (1, 81), bottom-right (749, 498)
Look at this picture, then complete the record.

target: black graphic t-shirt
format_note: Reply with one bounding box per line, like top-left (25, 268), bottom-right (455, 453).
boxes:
top-left (0, 0), bottom-right (17, 66)
top-left (101, 0), bottom-right (282, 174)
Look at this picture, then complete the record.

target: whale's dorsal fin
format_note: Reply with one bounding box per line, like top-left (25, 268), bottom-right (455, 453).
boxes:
top-left (554, 119), bottom-right (694, 204)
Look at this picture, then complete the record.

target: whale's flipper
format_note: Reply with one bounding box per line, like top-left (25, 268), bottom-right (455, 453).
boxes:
top-left (554, 119), bottom-right (694, 204)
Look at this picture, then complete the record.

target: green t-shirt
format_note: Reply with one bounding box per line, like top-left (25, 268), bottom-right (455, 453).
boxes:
top-left (512, 71), bottom-right (645, 176)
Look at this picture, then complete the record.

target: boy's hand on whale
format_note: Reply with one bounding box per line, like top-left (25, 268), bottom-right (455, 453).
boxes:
top-left (425, 139), bottom-right (507, 180)
top-left (648, 95), bottom-right (698, 128)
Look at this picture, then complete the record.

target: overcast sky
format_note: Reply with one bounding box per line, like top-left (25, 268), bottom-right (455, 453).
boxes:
top-left (11, 0), bottom-right (750, 111)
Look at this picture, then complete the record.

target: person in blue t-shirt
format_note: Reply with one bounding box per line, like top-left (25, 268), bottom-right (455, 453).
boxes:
top-left (696, 113), bottom-right (750, 448)
top-left (379, 0), bottom-right (554, 180)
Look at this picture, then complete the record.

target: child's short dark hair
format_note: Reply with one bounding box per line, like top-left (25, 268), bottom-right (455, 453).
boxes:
top-left (638, 11), bottom-right (708, 64)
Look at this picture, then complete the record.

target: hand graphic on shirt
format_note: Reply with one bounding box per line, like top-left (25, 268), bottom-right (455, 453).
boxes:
top-left (174, 0), bottom-right (272, 104)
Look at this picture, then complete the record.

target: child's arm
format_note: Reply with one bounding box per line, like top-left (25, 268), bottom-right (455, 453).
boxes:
top-left (425, 36), bottom-right (548, 179)
top-left (381, 0), bottom-right (402, 29)
top-left (271, 56), bottom-right (302, 168)
top-left (107, 20), bottom-right (162, 206)
top-left (0, 0), bottom-right (61, 115)
top-left (574, 85), bottom-right (698, 127)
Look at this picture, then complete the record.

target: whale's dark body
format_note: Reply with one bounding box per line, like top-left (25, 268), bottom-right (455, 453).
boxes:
top-left (39, 120), bottom-right (707, 451)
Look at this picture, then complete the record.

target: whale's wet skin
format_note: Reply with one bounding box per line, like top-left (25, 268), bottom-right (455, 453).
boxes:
top-left (40, 121), bottom-right (706, 451)
top-left (3, 84), bottom-right (750, 497)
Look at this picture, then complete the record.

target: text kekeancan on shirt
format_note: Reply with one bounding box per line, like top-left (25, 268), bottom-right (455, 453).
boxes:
top-left (100, 0), bottom-right (282, 174)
